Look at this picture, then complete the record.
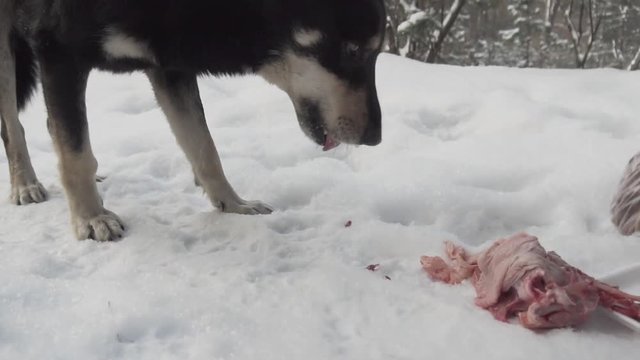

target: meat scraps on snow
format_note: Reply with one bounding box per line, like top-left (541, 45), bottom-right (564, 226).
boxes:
top-left (421, 233), bottom-right (640, 330)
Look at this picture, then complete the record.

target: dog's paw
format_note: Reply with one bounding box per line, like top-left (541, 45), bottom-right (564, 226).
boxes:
top-left (11, 182), bottom-right (48, 205)
top-left (73, 210), bottom-right (126, 241)
top-left (216, 198), bottom-right (273, 215)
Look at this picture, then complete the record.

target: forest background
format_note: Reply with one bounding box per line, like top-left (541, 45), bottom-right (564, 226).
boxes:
top-left (384, 0), bottom-right (640, 70)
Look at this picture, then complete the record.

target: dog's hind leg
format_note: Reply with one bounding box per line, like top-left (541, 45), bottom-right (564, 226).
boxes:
top-left (0, 29), bottom-right (47, 205)
top-left (39, 49), bottom-right (125, 241)
top-left (147, 69), bottom-right (273, 215)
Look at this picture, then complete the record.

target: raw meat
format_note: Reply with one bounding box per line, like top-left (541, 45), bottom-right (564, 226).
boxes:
top-left (611, 151), bottom-right (640, 235)
top-left (421, 233), bottom-right (640, 329)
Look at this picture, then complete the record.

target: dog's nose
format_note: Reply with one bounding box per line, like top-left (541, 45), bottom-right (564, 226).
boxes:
top-left (361, 90), bottom-right (382, 146)
top-left (361, 124), bottom-right (381, 146)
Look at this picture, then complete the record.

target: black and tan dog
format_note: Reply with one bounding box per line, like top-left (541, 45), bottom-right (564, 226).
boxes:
top-left (0, 0), bottom-right (385, 241)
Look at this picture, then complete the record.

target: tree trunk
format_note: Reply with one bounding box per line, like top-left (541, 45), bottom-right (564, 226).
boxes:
top-left (628, 47), bottom-right (640, 71)
top-left (564, 0), bottom-right (601, 69)
top-left (541, 0), bottom-right (560, 67)
top-left (383, 0), bottom-right (401, 55)
top-left (425, 0), bottom-right (467, 64)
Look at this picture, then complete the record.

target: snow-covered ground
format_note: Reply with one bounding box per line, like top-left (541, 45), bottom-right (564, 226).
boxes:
top-left (1, 54), bottom-right (640, 359)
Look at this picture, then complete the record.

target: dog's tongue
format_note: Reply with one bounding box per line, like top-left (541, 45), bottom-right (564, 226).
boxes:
top-left (323, 135), bottom-right (340, 151)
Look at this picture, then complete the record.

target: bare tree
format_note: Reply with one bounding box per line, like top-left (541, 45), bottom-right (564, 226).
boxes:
top-left (384, 0), bottom-right (403, 55)
top-left (540, 0), bottom-right (561, 66)
top-left (564, 0), bottom-right (602, 68)
top-left (628, 47), bottom-right (640, 71)
top-left (545, 0), bottom-right (562, 27)
top-left (425, 0), bottom-right (467, 63)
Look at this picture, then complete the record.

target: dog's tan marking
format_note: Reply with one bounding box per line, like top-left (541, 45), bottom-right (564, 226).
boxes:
top-left (293, 29), bottom-right (323, 47)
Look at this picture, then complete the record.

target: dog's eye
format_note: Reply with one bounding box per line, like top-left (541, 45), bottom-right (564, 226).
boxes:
top-left (344, 43), bottom-right (361, 58)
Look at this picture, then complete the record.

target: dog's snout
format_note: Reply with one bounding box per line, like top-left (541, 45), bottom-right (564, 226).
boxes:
top-left (361, 123), bottom-right (381, 146)
top-left (361, 89), bottom-right (382, 146)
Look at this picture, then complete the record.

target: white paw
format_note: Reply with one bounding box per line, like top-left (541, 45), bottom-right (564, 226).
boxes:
top-left (11, 182), bottom-right (48, 205)
top-left (216, 198), bottom-right (273, 215)
top-left (73, 210), bottom-right (126, 241)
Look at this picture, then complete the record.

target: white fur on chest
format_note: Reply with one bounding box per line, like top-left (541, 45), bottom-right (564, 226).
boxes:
top-left (102, 28), bottom-right (155, 62)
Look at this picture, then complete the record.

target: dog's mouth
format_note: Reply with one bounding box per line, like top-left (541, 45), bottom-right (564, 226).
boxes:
top-left (323, 133), bottom-right (340, 151)
top-left (296, 98), bottom-right (341, 151)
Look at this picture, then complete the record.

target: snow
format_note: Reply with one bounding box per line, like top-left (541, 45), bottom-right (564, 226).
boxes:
top-left (2, 54), bottom-right (640, 359)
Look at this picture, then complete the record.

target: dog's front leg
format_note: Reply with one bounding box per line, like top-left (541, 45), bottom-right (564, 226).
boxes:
top-left (39, 52), bottom-right (125, 241)
top-left (147, 69), bottom-right (272, 215)
top-left (0, 33), bottom-right (47, 205)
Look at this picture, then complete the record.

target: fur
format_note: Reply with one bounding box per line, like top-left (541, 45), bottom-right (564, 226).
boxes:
top-left (10, 30), bottom-right (38, 111)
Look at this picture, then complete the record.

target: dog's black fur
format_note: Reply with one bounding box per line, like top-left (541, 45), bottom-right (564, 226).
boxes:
top-left (10, 30), bottom-right (38, 112)
top-left (2, 0), bottom-right (386, 240)
top-left (13, 0), bottom-right (385, 148)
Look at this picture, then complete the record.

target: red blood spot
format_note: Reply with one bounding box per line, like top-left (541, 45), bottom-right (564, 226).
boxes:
top-left (366, 264), bottom-right (381, 272)
top-left (345, 220), bottom-right (353, 228)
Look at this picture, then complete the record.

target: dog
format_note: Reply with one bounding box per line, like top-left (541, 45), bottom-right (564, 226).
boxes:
top-left (0, 0), bottom-right (385, 241)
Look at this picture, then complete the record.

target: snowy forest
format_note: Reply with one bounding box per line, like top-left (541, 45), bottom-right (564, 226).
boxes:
top-left (384, 0), bottom-right (640, 69)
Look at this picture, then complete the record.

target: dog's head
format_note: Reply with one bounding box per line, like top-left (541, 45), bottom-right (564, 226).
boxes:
top-left (259, 0), bottom-right (385, 150)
